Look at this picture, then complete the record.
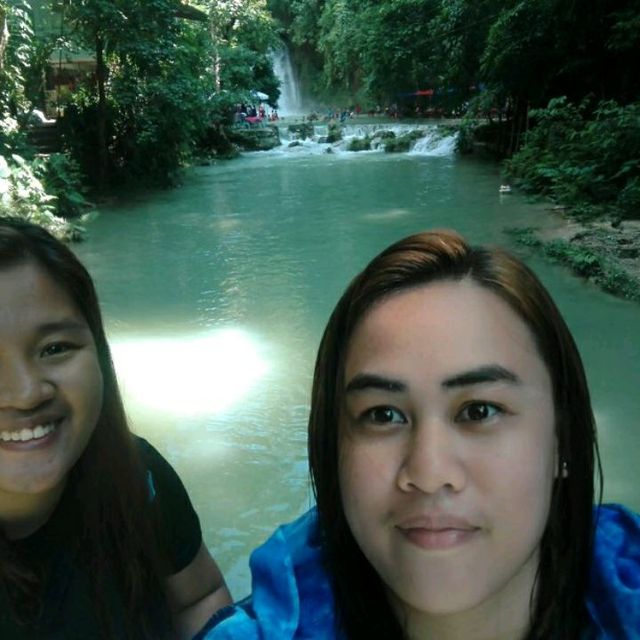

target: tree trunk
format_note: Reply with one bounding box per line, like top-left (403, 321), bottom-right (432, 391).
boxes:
top-left (96, 34), bottom-right (108, 189)
top-left (210, 19), bottom-right (220, 91)
top-left (0, 7), bottom-right (8, 72)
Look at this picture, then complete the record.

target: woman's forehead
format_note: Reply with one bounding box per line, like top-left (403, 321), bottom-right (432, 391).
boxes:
top-left (344, 280), bottom-right (548, 385)
top-left (0, 261), bottom-right (83, 324)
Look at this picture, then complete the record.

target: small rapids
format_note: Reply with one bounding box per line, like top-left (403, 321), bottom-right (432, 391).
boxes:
top-left (263, 123), bottom-right (458, 158)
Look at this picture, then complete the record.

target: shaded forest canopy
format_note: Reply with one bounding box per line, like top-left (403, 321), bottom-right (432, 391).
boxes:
top-left (1, 0), bottom-right (639, 239)
top-left (268, 0), bottom-right (639, 109)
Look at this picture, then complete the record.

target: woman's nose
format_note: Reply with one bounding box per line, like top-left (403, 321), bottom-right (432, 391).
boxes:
top-left (397, 418), bottom-right (467, 495)
top-left (0, 359), bottom-right (55, 410)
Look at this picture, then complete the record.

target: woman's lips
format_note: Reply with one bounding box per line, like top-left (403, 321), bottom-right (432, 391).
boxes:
top-left (396, 514), bottom-right (481, 550)
top-left (399, 526), bottom-right (480, 550)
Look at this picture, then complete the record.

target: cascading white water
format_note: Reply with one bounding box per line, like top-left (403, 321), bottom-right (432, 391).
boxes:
top-left (270, 47), bottom-right (304, 116)
top-left (275, 123), bottom-right (458, 157)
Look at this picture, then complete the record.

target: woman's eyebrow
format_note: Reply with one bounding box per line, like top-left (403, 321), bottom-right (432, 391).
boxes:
top-left (344, 373), bottom-right (407, 394)
top-left (35, 319), bottom-right (89, 336)
top-left (441, 365), bottom-right (521, 389)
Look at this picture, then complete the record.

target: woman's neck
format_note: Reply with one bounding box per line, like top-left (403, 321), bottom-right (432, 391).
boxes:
top-left (0, 482), bottom-right (66, 540)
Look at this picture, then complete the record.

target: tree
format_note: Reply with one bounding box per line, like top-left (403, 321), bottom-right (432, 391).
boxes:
top-left (57, 0), bottom-right (214, 185)
top-left (0, 0), bottom-right (33, 117)
top-left (55, 0), bottom-right (281, 185)
top-left (206, 0), bottom-right (280, 103)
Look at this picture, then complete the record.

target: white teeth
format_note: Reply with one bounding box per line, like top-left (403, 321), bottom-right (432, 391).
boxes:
top-left (0, 422), bottom-right (57, 443)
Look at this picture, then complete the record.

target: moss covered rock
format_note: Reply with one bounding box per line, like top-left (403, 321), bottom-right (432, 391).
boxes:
top-left (383, 129), bottom-right (425, 153)
top-left (326, 120), bottom-right (343, 143)
top-left (347, 136), bottom-right (371, 151)
top-left (226, 126), bottom-right (281, 151)
top-left (288, 123), bottom-right (314, 140)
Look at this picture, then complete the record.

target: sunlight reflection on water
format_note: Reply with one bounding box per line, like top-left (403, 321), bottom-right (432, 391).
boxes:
top-left (110, 329), bottom-right (270, 418)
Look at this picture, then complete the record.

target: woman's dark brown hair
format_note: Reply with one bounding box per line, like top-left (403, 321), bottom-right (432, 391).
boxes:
top-left (0, 217), bottom-right (171, 639)
top-left (308, 230), bottom-right (602, 639)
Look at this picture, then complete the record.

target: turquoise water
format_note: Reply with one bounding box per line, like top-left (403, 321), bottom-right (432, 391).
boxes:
top-left (74, 134), bottom-right (640, 597)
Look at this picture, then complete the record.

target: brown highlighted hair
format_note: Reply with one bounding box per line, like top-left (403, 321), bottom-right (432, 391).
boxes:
top-left (0, 217), bottom-right (171, 639)
top-left (308, 230), bottom-right (601, 639)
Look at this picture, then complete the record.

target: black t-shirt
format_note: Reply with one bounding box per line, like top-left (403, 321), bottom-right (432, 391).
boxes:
top-left (0, 437), bottom-right (202, 639)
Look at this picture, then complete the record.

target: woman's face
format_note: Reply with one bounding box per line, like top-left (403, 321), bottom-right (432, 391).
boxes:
top-left (339, 279), bottom-right (557, 627)
top-left (0, 261), bottom-right (103, 497)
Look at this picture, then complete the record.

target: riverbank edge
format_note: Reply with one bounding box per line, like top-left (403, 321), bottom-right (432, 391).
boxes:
top-left (506, 219), bottom-right (640, 303)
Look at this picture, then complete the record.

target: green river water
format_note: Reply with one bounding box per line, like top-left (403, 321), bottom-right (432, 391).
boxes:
top-left (74, 127), bottom-right (640, 598)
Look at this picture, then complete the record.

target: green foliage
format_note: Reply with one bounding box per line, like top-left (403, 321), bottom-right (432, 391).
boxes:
top-left (508, 227), bottom-right (640, 302)
top-left (279, 0), bottom-right (640, 119)
top-left (0, 1), bottom-right (87, 238)
top-left (59, 1), bottom-right (212, 184)
top-left (314, 0), bottom-right (442, 97)
top-left (481, 0), bottom-right (558, 104)
top-left (608, 0), bottom-right (640, 52)
top-left (504, 226), bottom-right (543, 248)
top-left (544, 240), bottom-right (601, 277)
top-left (455, 119), bottom-right (477, 154)
top-left (542, 238), bottom-right (640, 301)
top-left (429, 0), bottom-right (502, 91)
top-left (209, 0), bottom-right (279, 51)
top-left (326, 120), bottom-right (342, 142)
top-left (1, 0), bottom-right (32, 113)
top-left (0, 112), bottom-right (30, 157)
top-left (53, 0), bottom-right (281, 185)
top-left (218, 46), bottom-right (280, 107)
top-left (347, 136), bottom-right (370, 151)
top-left (384, 129), bottom-right (425, 153)
top-left (0, 153), bottom-right (83, 240)
top-left (288, 122), bottom-right (314, 139)
top-left (507, 98), bottom-right (640, 220)
top-left (32, 153), bottom-right (90, 219)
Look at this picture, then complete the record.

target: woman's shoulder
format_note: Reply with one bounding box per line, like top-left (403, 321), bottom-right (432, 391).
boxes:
top-left (133, 435), bottom-right (203, 573)
top-left (586, 503), bottom-right (640, 637)
top-left (198, 507), bottom-right (340, 640)
top-left (133, 435), bottom-right (164, 469)
top-left (133, 436), bottom-right (191, 500)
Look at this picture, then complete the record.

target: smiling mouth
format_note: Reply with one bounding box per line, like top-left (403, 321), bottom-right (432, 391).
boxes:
top-left (0, 421), bottom-right (59, 443)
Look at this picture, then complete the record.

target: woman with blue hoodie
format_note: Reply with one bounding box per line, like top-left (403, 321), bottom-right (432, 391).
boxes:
top-left (203, 230), bottom-right (640, 640)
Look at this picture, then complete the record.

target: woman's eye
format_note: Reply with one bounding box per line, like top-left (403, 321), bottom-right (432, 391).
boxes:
top-left (363, 406), bottom-right (407, 425)
top-left (458, 402), bottom-right (502, 423)
top-left (41, 342), bottom-right (77, 358)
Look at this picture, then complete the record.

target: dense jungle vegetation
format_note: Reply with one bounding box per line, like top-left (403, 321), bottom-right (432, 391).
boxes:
top-left (269, 0), bottom-right (640, 223)
top-left (1, 0), bottom-right (639, 238)
top-left (0, 0), bottom-right (280, 237)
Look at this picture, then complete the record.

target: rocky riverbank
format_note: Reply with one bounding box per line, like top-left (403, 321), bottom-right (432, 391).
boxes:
top-left (508, 216), bottom-right (640, 303)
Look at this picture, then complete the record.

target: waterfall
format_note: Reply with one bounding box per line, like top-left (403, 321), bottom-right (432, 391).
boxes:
top-left (271, 47), bottom-right (304, 117)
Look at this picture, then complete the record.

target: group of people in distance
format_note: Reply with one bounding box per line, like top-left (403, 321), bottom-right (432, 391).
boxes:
top-left (0, 216), bottom-right (638, 640)
top-left (233, 103), bottom-right (278, 126)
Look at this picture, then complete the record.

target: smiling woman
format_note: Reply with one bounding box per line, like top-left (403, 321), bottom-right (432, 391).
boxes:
top-left (0, 218), bottom-right (231, 639)
top-left (202, 230), bottom-right (640, 640)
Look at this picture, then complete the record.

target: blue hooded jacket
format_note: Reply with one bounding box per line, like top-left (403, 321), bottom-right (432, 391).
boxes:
top-left (201, 504), bottom-right (640, 639)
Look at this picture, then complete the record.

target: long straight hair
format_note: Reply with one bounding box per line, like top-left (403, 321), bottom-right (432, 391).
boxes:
top-left (0, 217), bottom-right (172, 639)
top-left (308, 230), bottom-right (602, 639)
